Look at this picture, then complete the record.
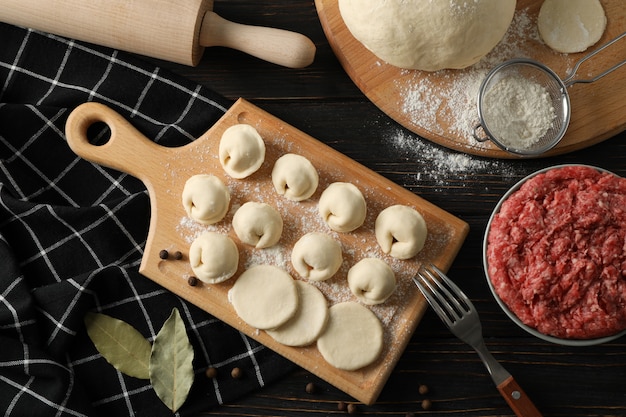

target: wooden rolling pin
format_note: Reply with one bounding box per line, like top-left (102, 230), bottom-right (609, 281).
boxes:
top-left (0, 0), bottom-right (316, 68)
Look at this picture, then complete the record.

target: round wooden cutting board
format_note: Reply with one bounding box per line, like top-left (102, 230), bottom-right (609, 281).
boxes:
top-left (315, 0), bottom-right (626, 159)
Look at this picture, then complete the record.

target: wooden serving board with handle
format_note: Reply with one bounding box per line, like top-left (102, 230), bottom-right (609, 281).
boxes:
top-left (64, 98), bottom-right (469, 405)
top-left (315, 0), bottom-right (626, 158)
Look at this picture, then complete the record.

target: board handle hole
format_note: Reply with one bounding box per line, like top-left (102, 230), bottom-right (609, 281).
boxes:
top-left (237, 111), bottom-right (249, 123)
top-left (85, 121), bottom-right (111, 146)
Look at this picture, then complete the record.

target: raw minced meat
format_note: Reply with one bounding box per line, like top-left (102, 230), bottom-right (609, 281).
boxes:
top-left (487, 165), bottom-right (626, 339)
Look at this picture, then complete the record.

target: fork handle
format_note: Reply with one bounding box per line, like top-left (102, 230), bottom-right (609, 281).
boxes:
top-left (497, 376), bottom-right (543, 417)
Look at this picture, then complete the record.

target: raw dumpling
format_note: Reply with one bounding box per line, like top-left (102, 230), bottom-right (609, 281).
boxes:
top-left (229, 265), bottom-right (299, 330)
top-left (181, 174), bottom-right (230, 225)
top-left (271, 153), bottom-right (319, 201)
top-left (291, 232), bottom-right (343, 281)
top-left (219, 124), bottom-right (266, 179)
top-left (317, 301), bottom-right (384, 371)
top-left (266, 280), bottom-right (329, 347)
top-left (232, 202), bottom-right (283, 248)
top-left (375, 205), bottom-right (427, 259)
top-left (347, 258), bottom-right (396, 305)
top-left (188, 232), bottom-right (239, 284)
top-left (318, 182), bottom-right (366, 232)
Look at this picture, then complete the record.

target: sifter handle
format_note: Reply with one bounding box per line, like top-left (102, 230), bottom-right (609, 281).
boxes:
top-left (200, 11), bottom-right (316, 69)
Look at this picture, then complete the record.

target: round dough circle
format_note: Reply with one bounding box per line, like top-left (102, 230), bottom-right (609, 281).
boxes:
top-left (266, 281), bottom-right (329, 347)
top-left (338, 0), bottom-right (516, 71)
top-left (317, 302), bottom-right (383, 371)
top-left (219, 124), bottom-right (266, 179)
top-left (188, 232), bottom-right (239, 284)
top-left (347, 258), bottom-right (396, 305)
top-left (232, 202), bottom-right (283, 248)
top-left (538, 0), bottom-right (606, 53)
top-left (181, 174), bottom-right (230, 225)
top-left (318, 182), bottom-right (366, 233)
top-left (271, 153), bottom-right (319, 201)
top-left (291, 232), bottom-right (343, 282)
top-left (229, 265), bottom-right (298, 330)
top-left (375, 205), bottom-right (428, 259)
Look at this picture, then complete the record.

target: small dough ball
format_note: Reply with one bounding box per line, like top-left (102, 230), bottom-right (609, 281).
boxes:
top-left (375, 205), bottom-right (428, 259)
top-left (232, 202), bottom-right (283, 248)
top-left (291, 232), bottom-right (343, 282)
top-left (347, 258), bottom-right (396, 305)
top-left (317, 302), bottom-right (383, 371)
top-left (338, 0), bottom-right (516, 71)
top-left (182, 174), bottom-right (230, 225)
top-left (271, 153), bottom-right (319, 201)
top-left (219, 124), bottom-right (266, 179)
top-left (266, 281), bottom-right (329, 347)
top-left (538, 0), bottom-right (606, 53)
top-left (229, 265), bottom-right (298, 330)
top-left (318, 182), bottom-right (366, 233)
top-left (189, 232), bottom-right (239, 284)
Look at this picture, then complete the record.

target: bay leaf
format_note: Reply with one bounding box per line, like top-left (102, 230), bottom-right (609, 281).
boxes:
top-left (150, 308), bottom-right (195, 413)
top-left (84, 312), bottom-right (151, 379)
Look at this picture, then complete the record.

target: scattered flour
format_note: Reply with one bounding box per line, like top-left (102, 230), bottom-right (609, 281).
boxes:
top-left (397, 8), bottom-right (547, 146)
top-left (385, 126), bottom-right (524, 188)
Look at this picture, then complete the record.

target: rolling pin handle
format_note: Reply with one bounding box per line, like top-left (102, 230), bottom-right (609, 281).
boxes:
top-left (199, 11), bottom-right (316, 68)
top-left (65, 102), bottom-right (163, 179)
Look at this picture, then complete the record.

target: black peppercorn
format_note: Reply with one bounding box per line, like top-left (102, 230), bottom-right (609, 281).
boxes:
top-left (421, 399), bottom-right (432, 410)
top-left (173, 251), bottom-right (183, 260)
top-left (205, 367), bottom-right (218, 379)
top-left (187, 276), bottom-right (198, 287)
top-left (231, 367), bottom-right (243, 379)
top-left (305, 382), bottom-right (316, 394)
top-left (159, 249), bottom-right (169, 259)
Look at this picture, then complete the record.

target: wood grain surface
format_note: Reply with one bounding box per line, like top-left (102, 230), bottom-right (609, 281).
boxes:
top-left (315, 0), bottom-right (626, 159)
top-left (64, 99), bottom-right (468, 405)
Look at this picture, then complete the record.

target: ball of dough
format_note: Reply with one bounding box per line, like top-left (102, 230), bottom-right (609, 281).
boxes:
top-left (229, 265), bottom-right (299, 330)
top-left (266, 281), bottom-right (329, 347)
top-left (188, 232), bottom-right (239, 284)
top-left (232, 202), bottom-right (283, 248)
top-left (338, 0), bottom-right (516, 71)
top-left (538, 0), bottom-right (606, 53)
top-left (317, 302), bottom-right (384, 371)
top-left (181, 174), bottom-right (230, 225)
top-left (219, 124), bottom-right (266, 179)
top-left (375, 205), bottom-right (428, 259)
top-left (318, 182), bottom-right (366, 233)
top-left (271, 153), bottom-right (319, 201)
top-left (347, 258), bottom-right (396, 305)
top-left (291, 232), bottom-right (343, 282)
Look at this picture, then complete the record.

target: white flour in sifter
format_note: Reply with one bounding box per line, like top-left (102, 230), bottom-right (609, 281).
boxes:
top-left (481, 74), bottom-right (556, 150)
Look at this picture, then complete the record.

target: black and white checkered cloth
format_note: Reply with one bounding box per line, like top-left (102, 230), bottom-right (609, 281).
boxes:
top-left (0, 23), bottom-right (295, 416)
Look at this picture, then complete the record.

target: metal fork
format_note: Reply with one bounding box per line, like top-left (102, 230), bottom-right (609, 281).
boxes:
top-left (413, 264), bottom-right (542, 417)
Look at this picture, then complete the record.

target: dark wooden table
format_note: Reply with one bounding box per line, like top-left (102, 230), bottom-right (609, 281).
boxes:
top-left (153, 1), bottom-right (626, 415)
